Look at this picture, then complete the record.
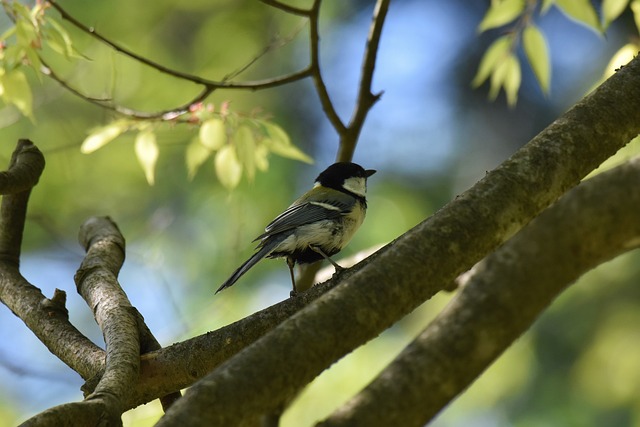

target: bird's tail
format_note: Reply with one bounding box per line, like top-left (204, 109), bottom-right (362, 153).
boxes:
top-left (215, 244), bottom-right (274, 294)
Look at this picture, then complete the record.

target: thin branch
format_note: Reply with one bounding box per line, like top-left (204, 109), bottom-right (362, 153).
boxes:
top-left (320, 156), bottom-right (640, 426)
top-left (259, 0), bottom-right (312, 16)
top-left (47, 0), bottom-right (311, 92)
top-left (41, 58), bottom-right (310, 120)
top-left (152, 54), bottom-right (640, 426)
top-left (337, 0), bottom-right (390, 161)
top-left (308, 0), bottom-right (346, 134)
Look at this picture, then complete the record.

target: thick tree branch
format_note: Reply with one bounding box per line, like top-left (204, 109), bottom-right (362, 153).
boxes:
top-left (320, 156), bottom-right (640, 426)
top-left (74, 217), bottom-right (138, 420)
top-left (153, 54), bottom-right (640, 426)
top-left (0, 141), bottom-right (104, 383)
top-left (0, 140), bottom-right (45, 265)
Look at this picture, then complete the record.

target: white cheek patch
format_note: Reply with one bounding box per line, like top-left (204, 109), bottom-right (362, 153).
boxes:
top-left (342, 177), bottom-right (366, 197)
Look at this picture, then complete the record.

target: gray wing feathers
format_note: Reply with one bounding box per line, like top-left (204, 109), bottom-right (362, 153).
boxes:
top-left (254, 196), bottom-right (354, 241)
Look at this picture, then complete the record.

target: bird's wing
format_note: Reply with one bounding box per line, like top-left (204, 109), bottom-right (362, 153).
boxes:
top-left (253, 193), bottom-right (354, 241)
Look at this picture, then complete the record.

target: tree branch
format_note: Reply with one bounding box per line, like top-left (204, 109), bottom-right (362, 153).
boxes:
top-left (0, 140), bottom-right (104, 383)
top-left (0, 140), bottom-right (45, 265)
top-left (47, 0), bottom-right (312, 94)
top-left (308, 0), bottom-right (346, 134)
top-left (319, 155), bottom-right (640, 426)
top-left (152, 54), bottom-right (640, 426)
top-left (21, 217), bottom-right (143, 426)
top-left (337, 0), bottom-right (389, 161)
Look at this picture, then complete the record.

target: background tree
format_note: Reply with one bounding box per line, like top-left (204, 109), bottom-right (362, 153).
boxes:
top-left (0, 0), bottom-right (640, 426)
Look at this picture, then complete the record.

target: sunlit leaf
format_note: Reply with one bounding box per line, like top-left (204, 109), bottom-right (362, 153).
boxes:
top-left (523, 25), bottom-right (550, 94)
top-left (81, 121), bottom-right (129, 154)
top-left (199, 118), bottom-right (226, 150)
top-left (478, 0), bottom-right (526, 32)
top-left (254, 143), bottom-right (269, 172)
top-left (11, 2), bottom-right (34, 24)
top-left (43, 17), bottom-right (77, 59)
top-left (25, 48), bottom-right (43, 79)
top-left (134, 130), bottom-right (159, 185)
top-left (234, 125), bottom-right (256, 181)
top-left (489, 54), bottom-right (521, 106)
top-left (215, 144), bottom-right (243, 190)
top-left (556, 0), bottom-right (603, 34)
top-left (0, 69), bottom-right (33, 118)
top-left (16, 19), bottom-right (38, 49)
top-left (503, 55), bottom-right (521, 107)
top-left (602, 43), bottom-right (639, 79)
top-left (602, 0), bottom-right (630, 29)
top-left (631, 0), bottom-right (640, 32)
top-left (186, 137), bottom-right (212, 180)
top-left (262, 122), bottom-right (313, 164)
top-left (472, 35), bottom-right (512, 88)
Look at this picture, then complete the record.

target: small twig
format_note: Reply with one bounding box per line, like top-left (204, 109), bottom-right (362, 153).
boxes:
top-left (222, 19), bottom-right (309, 82)
top-left (47, 0), bottom-right (312, 93)
top-left (259, 0), bottom-right (312, 16)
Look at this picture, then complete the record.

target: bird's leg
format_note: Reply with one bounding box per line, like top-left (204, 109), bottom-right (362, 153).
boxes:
top-left (309, 245), bottom-right (346, 274)
top-left (286, 257), bottom-right (298, 297)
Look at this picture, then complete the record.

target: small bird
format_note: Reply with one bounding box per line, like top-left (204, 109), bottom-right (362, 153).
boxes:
top-left (216, 162), bottom-right (376, 295)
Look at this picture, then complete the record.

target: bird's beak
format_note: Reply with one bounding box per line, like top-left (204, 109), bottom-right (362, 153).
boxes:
top-left (365, 169), bottom-right (376, 177)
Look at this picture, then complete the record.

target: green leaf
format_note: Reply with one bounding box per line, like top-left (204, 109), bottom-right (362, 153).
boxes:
top-left (0, 69), bottom-right (33, 118)
top-left (523, 25), bottom-right (551, 94)
top-left (81, 121), bottom-right (129, 154)
top-left (555, 0), bottom-right (603, 34)
top-left (254, 143), bottom-right (269, 172)
top-left (472, 35), bottom-right (512, 88)
top-left (134, 130), bottom-right (159, 185)
top-left (186, 137), bottom-right (212, 180)
top-left (215, 144), bottom-right (243, 190)
top-left (199, 118), bottom-right (226, 150)
top-left (234, 125), bottom-right (256, 181)
top-left (16, 18), bottom-right (38, 49)
top-left (631, 0), bottom-right (640, 33)
top-left (602, 43), bottom-right (639, 78)
top-left (262, 122), bottom-right (313, 164)
top-left (25, 48), bottom-right (44, 79)
top-left (43, 17), bottom-right (76, 59)
top-left (489, 54), bottom-right (521, 106)
top-left (503, 55), bottom-right (521, 107)
top-left (602, 0), bottom-right (630, 29)
top-left (478, 0), bottom-right (525, 32)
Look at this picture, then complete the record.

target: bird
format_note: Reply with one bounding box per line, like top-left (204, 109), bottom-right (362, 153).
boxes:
top-left (216, 162), bottom-right (376, 295)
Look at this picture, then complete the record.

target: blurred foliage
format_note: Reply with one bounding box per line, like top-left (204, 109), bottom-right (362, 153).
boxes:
top-left (0, 1), bottom-right (639, 426)
top-left (474, 0), bottom-right (640, 106)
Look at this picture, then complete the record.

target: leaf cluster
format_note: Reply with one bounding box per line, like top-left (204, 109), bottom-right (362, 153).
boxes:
top-left (474, 0), bottom-right (640, 105)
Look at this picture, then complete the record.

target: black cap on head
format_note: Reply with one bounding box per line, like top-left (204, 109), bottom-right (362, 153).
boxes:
top-left (315, 162), bottom-right (376, 188)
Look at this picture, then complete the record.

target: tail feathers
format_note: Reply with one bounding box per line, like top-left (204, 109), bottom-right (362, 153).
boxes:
top-left (215, 245), bottom-right (273, 294)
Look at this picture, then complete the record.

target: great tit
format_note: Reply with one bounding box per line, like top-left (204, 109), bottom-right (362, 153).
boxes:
top-left (216, 162), bottom-right (376, 295)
